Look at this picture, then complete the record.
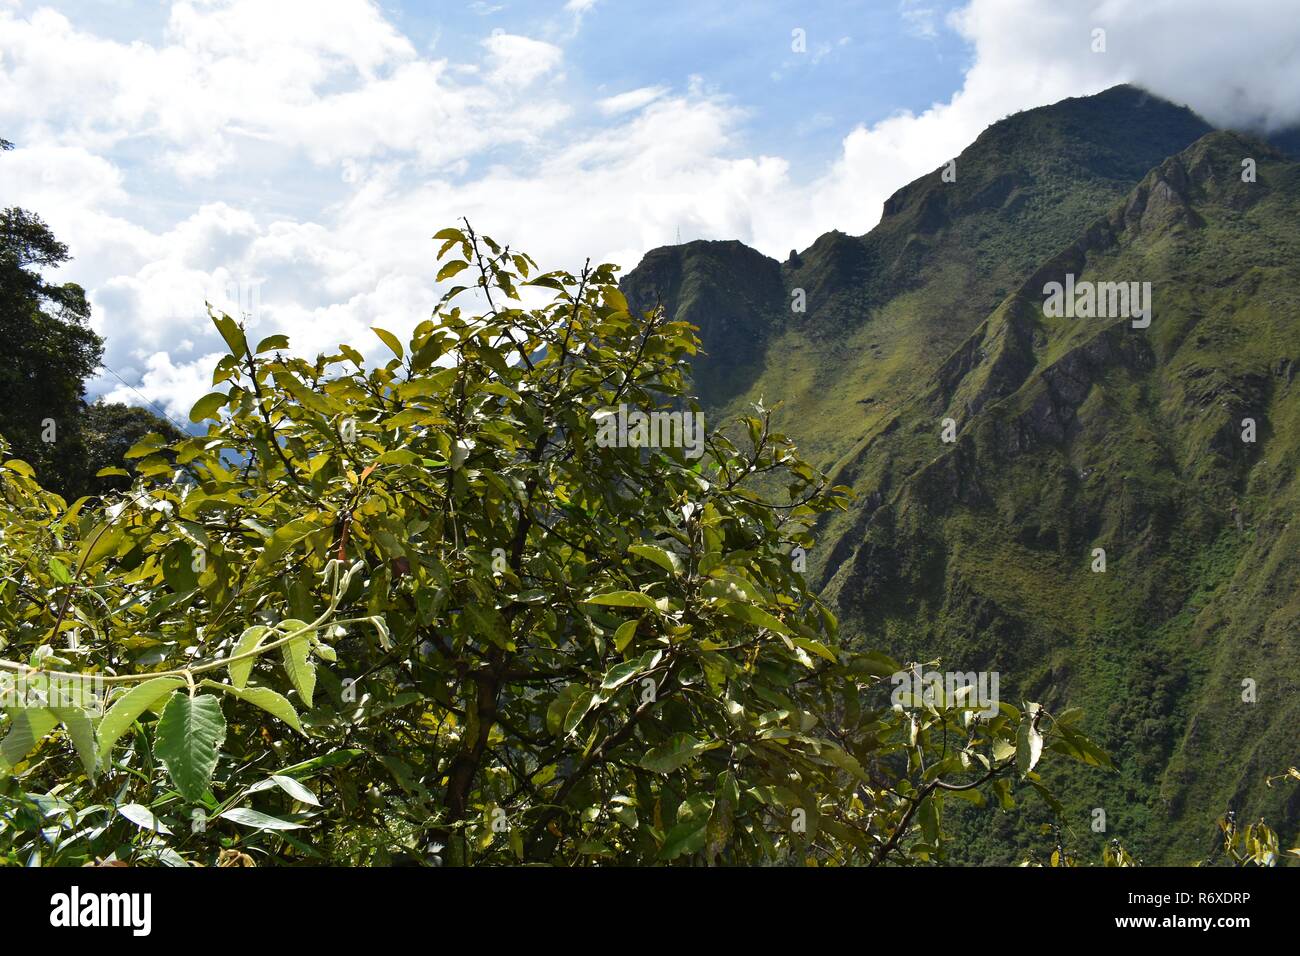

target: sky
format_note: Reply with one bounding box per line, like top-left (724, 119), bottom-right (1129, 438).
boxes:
top-left (3, 0), bottom-right (1300, 425)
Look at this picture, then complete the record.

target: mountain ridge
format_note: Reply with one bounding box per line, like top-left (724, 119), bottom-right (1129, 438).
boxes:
top-left (621, 86), bottom-right (1300, 863)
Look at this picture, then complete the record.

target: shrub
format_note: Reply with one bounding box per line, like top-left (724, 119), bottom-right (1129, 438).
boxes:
top-left (0, 225), bottom-right (1108, 866)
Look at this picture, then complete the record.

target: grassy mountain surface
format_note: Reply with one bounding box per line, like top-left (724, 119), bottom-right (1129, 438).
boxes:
top-left (621, 86), bottom-right (1299, 864)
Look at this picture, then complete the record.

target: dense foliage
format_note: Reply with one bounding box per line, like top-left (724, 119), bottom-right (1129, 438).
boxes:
top-left (0, 205), bottom-right (102, 497)
top-left (0, 225), bottom-right (1122, 866)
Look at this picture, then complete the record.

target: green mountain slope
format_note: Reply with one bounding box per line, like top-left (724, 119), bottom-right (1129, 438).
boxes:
top-left (624, 86), bottom-right (1212, 473)
top-left (621, 87), bottom-right (1300, 864)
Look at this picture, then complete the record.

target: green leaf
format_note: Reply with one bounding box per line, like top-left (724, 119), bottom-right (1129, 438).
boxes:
top-left (255, 334), bottom-right (290, 353)
top-left (659, 815), bottom-right (709, 861)
top-left (1016, 718), bottom-right (1043, 776)
top-left (377, 754), bottom-right (431, 799)
top-left (641, 733), bottom-right (706, 774)
top-left (281, 632), bottom-right (317, 709)
top-left (792, 637), bottom-right (838, 664)
top-left (204, 680), bottom-right (306, 735)
top-left (821, 744), bottom-right (871, 784)
top-left (603, 287), bottom-right (631, 315)
top-left (945, 786), bottom-right (986, 808)
top-left (118, 803), bottom-right (172, 835)
top-left (1028, 780), bottom-right (1064, 815)
top-left (600, 652), bottom-right (657, 692)
top-left (918, 794), bottom-right (940, 846)
top-left (268, 774), bottom-right (320, 806)
top-left (0, 707), bottom-right (58, 767)
top-left (372, 327), bottom-right (405, 360)
top-left (161, 541), bottom-right (199, 593)
top-left (123, 433), bottom-right (166, 459)
top-left (77, 524), bottom-right (123, 569)
top-left (701, 573), bottom-right (767, 604)
top-left (247, 773), bottom-right (322, 805)
top-left (252, 515), bottom-right (330, 574)
top-left (463, 603), bottom-right (511, 649)
top-left (189, 391), bottom-right (228, 423)
top-left (217, 807), bottom-right (306, 831)
top-left (1050, 725), bottom-right (1115, 770)
top-left (47, 557), bottom-right (72, 585)
top-left (582, 590), bottom-right (659, 610)
top-left (716, 601), bottom-right (791, 636)
top-left (613, 618), bottom-right (639, 654)
top-left (375, 449), bottom-right (421, 467)
top-left (992, 778), bottom-right (1015, 811)
top-left (546, 685), bottom-right (586, 736)
top-left (227, 625), bottom-right (271, 689)
top-left (628, 543), bottom-right (683, 575)
top-left (212, 312), bottom-right (248, 357)
top-left (52, 708), bottom-right (98, 781)
top-left (561, 689), bottom-right (598, 736)
top-left (436, 260), bottom-right (470, 282)
top-left (97, 678), bottom-right (185, 763)
top-left (844, 651), bottom-right (903, 678)
top-left (155, 694), bottom-right (227, 803)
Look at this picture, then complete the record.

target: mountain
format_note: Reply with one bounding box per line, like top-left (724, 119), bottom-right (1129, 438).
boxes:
top-left (621, 86), bottom-right (1300, 864)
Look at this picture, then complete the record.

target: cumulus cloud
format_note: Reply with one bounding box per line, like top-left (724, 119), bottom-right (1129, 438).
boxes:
top-left (0, 5), bottom-right (564, 177)
top-left (3, 0), bottom-right (1300, 419)
top-left (482, 31), bottom-right (564, 88)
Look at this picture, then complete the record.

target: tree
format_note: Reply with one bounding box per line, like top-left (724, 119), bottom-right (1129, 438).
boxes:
top-left (0, 205), bottom-right (103, 497)
top-left (82, 401), bottom-right (186, 495)
top-left (0, 225), bottom-right (1112, 866)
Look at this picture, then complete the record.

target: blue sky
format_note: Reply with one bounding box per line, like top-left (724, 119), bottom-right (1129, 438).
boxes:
top-left (17, 0), bottom-right (973, 226)
top-left (2, 0), bottom-right (1297, 422)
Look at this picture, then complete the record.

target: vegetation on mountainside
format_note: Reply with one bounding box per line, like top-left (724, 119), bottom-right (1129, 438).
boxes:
top-left (621, 87), bottom-right (1300, 864)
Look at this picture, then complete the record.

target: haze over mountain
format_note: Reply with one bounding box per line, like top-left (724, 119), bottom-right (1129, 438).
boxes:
top-left (622, 85), bottom-right (1300, 863)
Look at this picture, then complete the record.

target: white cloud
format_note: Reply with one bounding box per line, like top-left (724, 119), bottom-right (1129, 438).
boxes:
top-left (562, 0), bottom-right (598, 36)
top-left (482, 31), bottom-right (564, 88)
top-left (597, 85), bottom-right (668, 116)
top-left (100, 350), bottom-right (226, 423)
top-left (0, 5), bottom-right (564, 178)
top-left (1, 143), bottom-right (127, 209)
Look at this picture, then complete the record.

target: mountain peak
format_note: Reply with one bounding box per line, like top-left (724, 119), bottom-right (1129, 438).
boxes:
top-left (876, 84), bottom-right (1211, 233)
